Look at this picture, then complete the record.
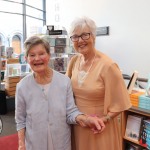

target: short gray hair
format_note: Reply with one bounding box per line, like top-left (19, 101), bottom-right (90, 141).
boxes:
top-left (24, 35), bottom-right (50, 57)
top-left (69, 16), bottom-right (97, 37)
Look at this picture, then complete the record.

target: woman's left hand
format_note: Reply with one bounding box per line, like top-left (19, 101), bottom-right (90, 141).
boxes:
top-left (85, 116), bottom-right (105, 134)
top-left (76, 115), bottom-right (105, 134)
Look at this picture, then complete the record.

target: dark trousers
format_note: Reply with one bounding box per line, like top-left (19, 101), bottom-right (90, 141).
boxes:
top-left (0, 91), bottom-right (7, 115)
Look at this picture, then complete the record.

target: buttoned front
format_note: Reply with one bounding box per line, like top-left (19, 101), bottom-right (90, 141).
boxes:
top-left (15, 70), bottom-right (82, 150)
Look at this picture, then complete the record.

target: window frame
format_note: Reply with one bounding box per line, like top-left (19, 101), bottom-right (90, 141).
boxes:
top-left (0, 0), bottom-right (46, 53)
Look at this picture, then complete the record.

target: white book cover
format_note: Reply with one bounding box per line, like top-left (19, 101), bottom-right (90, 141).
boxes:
top-left (125, 115), bottom-right (143, 141)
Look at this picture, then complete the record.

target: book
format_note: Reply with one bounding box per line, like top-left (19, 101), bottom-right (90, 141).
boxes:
top-left (139, 119), bottom-right (150, 149)
top-left (55, 46), bottom-right (65, 53)
top-left (55, 38), bottom-right (66, 46)
top-left (125, 142), bottom-right (142, 150)
top-left (125, 115), bottom-right (144, 141)
top-left (52, 58), bottom-right (65, 71)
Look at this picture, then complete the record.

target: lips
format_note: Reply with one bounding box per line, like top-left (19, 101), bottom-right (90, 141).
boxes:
top-left (78, 44), bottom-right (87, 48)
top-left (34, 62), bottom-right (44, 66)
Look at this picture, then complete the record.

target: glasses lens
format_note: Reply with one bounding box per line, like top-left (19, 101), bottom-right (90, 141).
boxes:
top-left (70, 35), bottom-right (78, 42)
top-left (81, 33), bottom-right (90, 40)
top-left (70, 33), bottom-right (90, 42)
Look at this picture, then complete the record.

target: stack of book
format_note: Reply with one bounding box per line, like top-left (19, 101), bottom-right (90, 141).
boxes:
top-left (139, 95), bottom-right (150, 110)
top-left (130, 91), bottom-right (145, 107)
top-left (139, 119), bottom-right (150, 149)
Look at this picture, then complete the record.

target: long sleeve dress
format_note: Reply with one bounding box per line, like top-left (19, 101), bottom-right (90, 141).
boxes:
top-left (15, 70), bottom-right (82, 150)
top-left (66, 51), bottom-right (132, 150)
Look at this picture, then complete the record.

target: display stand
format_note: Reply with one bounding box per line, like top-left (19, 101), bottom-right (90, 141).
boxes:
top-left (5, 60), bottom-right (30, 97)
top-left (41, 34), bottom-right (76, 73)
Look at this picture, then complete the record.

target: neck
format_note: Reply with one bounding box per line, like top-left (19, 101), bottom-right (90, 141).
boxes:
top-left (82, 49), bottom-right (96, 63)
top-left (34, 68), bottom-right (53, 84)
top-left (79, 51), bottom-right (96, 72)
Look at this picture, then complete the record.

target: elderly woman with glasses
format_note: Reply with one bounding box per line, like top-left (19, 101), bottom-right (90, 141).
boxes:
top-left (66, 16), bottom-right (131, 150)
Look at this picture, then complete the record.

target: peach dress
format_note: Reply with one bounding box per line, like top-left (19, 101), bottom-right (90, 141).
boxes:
top-left (66, 51), bottom-right (131, 150)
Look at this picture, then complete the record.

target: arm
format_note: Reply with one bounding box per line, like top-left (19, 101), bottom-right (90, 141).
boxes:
top-left (66, 79), bottom-right (84, 124)
top-left (18, 128), bottom-right (26, 150)
top-left (101, 112), bottom-right (121, 123)
top-left (15, 83), bottom-right (27, 150)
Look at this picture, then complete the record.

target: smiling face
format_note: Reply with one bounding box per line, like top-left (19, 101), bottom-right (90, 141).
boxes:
top-left (71, 26), bottom-right (95, 55)
top-left (26, 44), bottom-right (50, 74)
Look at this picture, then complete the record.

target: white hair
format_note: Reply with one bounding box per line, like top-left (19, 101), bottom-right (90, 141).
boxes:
top-left (69, 16), bottom-right (97, 37)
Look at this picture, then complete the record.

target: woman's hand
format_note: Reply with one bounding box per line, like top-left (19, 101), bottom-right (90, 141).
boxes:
top-left (85, 116), bottom-right (105, 134)
top-left (76, 115), bottom-right (105, 134)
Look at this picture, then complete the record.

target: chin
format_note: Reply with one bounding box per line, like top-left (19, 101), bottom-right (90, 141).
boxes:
top-left (33, 67), bottom-right (45, 73)
top-left (79, 50), bottom-right (88, 55)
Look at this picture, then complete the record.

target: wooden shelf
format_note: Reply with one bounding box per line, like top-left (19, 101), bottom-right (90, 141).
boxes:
top-left (121, 106), bottom-right (150, 150)
top-left (123, 136), bottom-right (147, 148)
top-left (128, 106), bottom-right (150, 117)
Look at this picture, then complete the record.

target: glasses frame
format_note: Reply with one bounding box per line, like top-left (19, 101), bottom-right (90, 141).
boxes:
top-left (70, 33), bottom-right (91, 42)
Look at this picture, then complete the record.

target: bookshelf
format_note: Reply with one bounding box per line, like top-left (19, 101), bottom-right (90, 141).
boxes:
top-left (121, 106), bottom-right (150, 150)
top-left (41, 34), bottom-right (76, 73)
top-left (4, 62), bottom-right (30, 97)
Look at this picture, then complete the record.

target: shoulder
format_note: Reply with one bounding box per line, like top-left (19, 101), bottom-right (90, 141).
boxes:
top-left (69, 54), bottom-right (80, 64)
top-left (53, 70), bottom-right (72, 89)
top-left (96, 50), bottom-right (120, 74)
top-left (96, 51), bottom-right (114, 65)
top-left (17, 73), bottom-right (33, 88)
top-left (53, 70), bottom-right (70, 82)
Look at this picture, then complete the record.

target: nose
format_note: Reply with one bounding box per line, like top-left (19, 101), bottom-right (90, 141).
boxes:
top-left (34, 55), bottom-right (40, 60)
top-left (78, 36), bottom-right (84, 42)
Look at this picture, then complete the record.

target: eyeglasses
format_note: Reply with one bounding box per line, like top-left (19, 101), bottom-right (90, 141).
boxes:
top-left (70, 33), bottom-right (91, 42)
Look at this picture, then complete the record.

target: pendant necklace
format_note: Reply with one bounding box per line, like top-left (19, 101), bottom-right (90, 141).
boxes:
top-left (78, 54), bottom-right (96, 87)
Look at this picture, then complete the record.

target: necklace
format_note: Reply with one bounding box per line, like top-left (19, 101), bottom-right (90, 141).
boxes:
top-left (78, 54), bottom-right (96, 87)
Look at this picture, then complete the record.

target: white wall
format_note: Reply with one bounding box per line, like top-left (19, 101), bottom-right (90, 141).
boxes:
top-left (46, 0), bottom-right (150, 78)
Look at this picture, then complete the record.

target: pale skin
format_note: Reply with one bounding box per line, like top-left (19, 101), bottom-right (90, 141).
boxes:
top-left (17, 43), bottom-right (105, 150)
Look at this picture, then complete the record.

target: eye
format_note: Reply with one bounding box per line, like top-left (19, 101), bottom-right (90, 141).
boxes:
top-left (40, 52), bottom-right (47, 56)
top-left (81, 33), bottom-right (90, 40)
top-left (29, 54), bottom-right (35, 57)
top-left (72, 35), bottom-right (78, 39)
top-left (40, 53), bottom-right (44, 55)
top-left (82, 33), bottom-right (89, 37)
